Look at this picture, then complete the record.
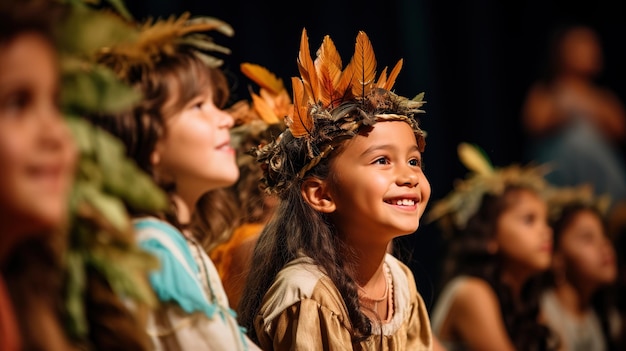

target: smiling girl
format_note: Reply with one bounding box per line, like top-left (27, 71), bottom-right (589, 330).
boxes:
top-left (237, 29), bottom-right (434, 350)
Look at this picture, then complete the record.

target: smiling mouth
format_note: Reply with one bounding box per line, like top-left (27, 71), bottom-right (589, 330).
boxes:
top-left (384, 199), bottom-right (416, 206)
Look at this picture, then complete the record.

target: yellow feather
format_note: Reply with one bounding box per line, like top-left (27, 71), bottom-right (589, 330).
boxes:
top-left (297, 28), bottom-right (320, 104)
top-left (458, 142), bottom-right (494, 175)
top-left (240, 62), bottom-right (284, 94)
top-left (350, 31), bottom-right (377, 98)
top-left (289, 77), bottom-right (313, 137)
top-left (314, 35), bottom-right (342, 107)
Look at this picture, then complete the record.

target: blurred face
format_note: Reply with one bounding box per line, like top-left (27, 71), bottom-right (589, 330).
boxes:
top-left (495, 189), bottom-right (553, 276)
top-left (556, 209), bottom-right (616, 288)
top-left (560, 27), bottom-right (602, 76)
top-left (0, 33), bottom-right (76, 249)
top-left (153, 86), bottom-right (238, 209)
top-left (328, 121), bottom-right (431, 246)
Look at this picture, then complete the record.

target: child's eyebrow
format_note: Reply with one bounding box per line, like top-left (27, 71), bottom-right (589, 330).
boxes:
top-left (359, 144), bottom-right (420, 157)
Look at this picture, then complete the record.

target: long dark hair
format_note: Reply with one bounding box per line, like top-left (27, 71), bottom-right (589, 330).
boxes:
top-left (237, 139), bottom-right (373, 344)
top-left (547, 204), bottom-right (621, 350)
top-left (439, 186), bottom-right (554, 351)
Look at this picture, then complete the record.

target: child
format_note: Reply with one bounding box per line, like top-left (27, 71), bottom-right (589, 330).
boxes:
top-left (0, 0), bottom-right (77, 349)
top-left (207, 62), bottom-right (287, 309)
top-left (541, 185), bottom-right (623, 350)
top-left (427, 142), bottom-right (556, 351)
top-left (87, 12), bottom-right (260, 350)
top-left (237, 29), bottom-right (434, 350)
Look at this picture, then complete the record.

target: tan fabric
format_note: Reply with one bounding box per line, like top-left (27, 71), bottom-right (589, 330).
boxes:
top-left (254, 254), bottom-right (433, 350)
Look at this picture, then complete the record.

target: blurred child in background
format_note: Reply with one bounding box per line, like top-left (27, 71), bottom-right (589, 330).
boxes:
top-left (540, 185), bottom-right (623, 350)
top-left (428, 142), bottom-right (556, 351)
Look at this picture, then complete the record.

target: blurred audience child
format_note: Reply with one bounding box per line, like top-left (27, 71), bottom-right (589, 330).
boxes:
top-left (521, 24), bottom-right (626, 230)
top-left (428, 143), bottom-right (556, 351)
top-left (238, 29), bottom-right (434, 350)
top-left (0, 0), bottom-right (77, 350)
top-left (86, 13), bottom-right (260, 350)
top-left (540, 185), bottom-right (623, 351)
top-left (205, 62), bottom-right (287, 309)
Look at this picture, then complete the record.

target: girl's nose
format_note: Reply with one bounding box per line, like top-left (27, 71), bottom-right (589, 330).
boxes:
top-left (217, 108), bottom-right (234, 128)
top-left (398, 169), bottom-right (419, 187)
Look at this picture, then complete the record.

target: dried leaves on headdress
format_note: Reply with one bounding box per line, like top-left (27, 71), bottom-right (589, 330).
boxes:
top-left (96, 12), bottom-right (233, 78)
top-left (427, 142), bottom-right (551, 231)
top-left (255, 29), bottom-right (427, 195)
top-left (545, 184), bottom-right (611, 222)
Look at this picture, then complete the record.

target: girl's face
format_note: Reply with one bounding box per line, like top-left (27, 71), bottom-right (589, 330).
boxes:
top-left (0, 33), bottom-right (76, 242)
top-left (556, 209), bottom-right (616, 288)
top-left (494, 189), bottom-right (553, 275)
top-left (327, 121), bottom-right (430, 246)
top-left (153, 86), bottom-right (238, 207)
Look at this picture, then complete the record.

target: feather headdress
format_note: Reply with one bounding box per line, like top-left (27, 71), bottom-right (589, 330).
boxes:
top-left (254, 29), bottom-right (427, 196)
top-left (96, 12), bottom-right (233, 78)
top-left (229, 62), bottom-right (291, 166)
top-left (426, 142), bottom-right (551, 232)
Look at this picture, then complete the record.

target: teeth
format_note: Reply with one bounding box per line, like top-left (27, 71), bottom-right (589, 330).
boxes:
top-left (394, 199), bottom-right (415, 206)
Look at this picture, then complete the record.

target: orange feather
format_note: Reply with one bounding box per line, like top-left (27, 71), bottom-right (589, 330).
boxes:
top-left (250, 93), bottom-right (280, 124)
top-left (349, 31), bottom-right (377, 98)
top-left (314, 35), bottom-right (343, 107)
top-left (240, 62), bottom-right (284, 94)
top-left (297, 28), bottom-right (320, 104)
top-left (382, 59), bottom-right (403, 91)
top-left (289, 77), bottom-right (313, 137)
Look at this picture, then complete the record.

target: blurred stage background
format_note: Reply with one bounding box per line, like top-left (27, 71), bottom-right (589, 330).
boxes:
top-left (126, 0), bottom-right (626, 311)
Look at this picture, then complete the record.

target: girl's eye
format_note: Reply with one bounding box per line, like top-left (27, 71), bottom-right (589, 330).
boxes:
top-left (374, 157), bottom-right (389, 165)
top-left (1, 91), bottom-right (30, 118)
top-left (409, 158), bottom-right (421, 167)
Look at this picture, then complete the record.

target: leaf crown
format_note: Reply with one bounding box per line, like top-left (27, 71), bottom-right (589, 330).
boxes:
top-left (96, 12), bottom-right (234, 79)
top-left (544, 184), bottom-right (611, 224)
top-left (426, 142), bottom-right (551, 232)
top-left (254, 29), bottom-right (427, 196)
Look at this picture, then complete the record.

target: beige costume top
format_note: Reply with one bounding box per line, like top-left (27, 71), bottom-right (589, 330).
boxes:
top-left (254, 253), bottom-right (433, 350)
top-left (541, 289), bottom-right (621, 351)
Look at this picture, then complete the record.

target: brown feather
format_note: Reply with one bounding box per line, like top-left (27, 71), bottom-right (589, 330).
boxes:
top-left (289, 77), bottom-right (313, 137)
top-left (350, 31), bottom-right (376, 98)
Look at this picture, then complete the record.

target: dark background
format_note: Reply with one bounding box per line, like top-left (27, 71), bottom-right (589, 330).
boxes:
top-left (126, 0), bottom-right (626, 311)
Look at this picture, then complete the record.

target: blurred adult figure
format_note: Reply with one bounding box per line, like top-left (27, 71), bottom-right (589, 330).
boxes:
top-left (521, 24), bottom-right (626, 232)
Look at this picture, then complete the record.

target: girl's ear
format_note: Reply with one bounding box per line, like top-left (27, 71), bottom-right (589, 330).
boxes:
top-left (150, 150), bottom-right (160, 167)
top-left (301, 177), bottom-right (336, 213)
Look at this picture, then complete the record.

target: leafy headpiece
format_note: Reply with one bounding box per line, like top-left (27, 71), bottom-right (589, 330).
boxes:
top-left (427, 143), bottom-right (551, 232)
top-left (545, 184), bottom-right (611, 224)
top-left (255, 29), bottom-right (427, 196)
top-left (96, 11), bottom-right (234, 78)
